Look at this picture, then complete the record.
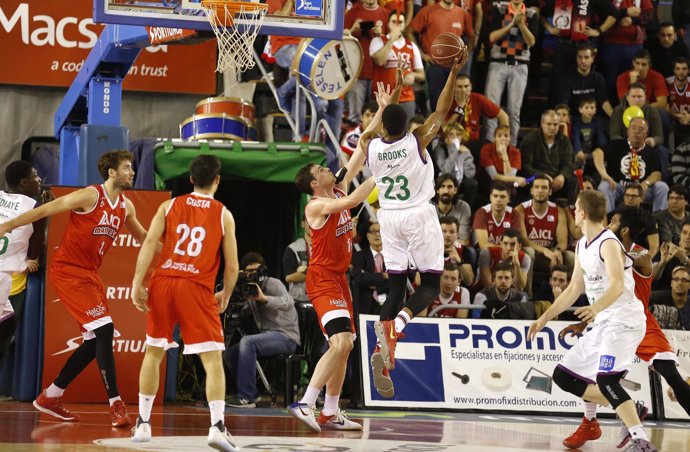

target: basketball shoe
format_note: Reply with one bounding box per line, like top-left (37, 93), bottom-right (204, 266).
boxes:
top-left (33, 390), bottom-right (80, 422)
top-left (374, 320), bottom-right (405, 370)
top-left (370, 345), bottom-right (394, 398)
top-left (317, 408), bottom-right (362, 430)
top-left (110, 400), bottom-right (132, 428)
top-left (207, 421), bottom-right (240, 452)
top-left (562, 416), bottom-right (602, 449)
top-left (288, 402), bottom-right (321, 432)
top-left (131, 416), bottom-right (151, 442)
top-left (623, 438), bottom-right (657, 451)
top-left (616, 401), bottom-right (649, 448)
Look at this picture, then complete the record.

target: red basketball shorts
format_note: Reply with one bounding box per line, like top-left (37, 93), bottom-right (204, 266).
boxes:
top-left (636, 317), bottom-right (676, 364)
top-left (146, 276), bottom-right (224, 355)
top-left (306, 266), bottom-right (355, 337)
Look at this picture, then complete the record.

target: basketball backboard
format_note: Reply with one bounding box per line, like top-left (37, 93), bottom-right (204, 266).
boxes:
top-left (94, 0), bottom-right (344, 39)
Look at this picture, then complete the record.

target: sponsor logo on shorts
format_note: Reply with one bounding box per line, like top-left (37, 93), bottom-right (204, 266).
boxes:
top-left (160, 258), bottom-right (200, 274)
top-left (599, 355), bottom-right (616, 372)
top-left (329, 298), bottom-right (347, 308)
top-left (86, 304), bottom-right (107, 318)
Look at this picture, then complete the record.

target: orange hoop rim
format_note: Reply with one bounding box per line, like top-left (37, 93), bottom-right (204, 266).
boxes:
top-left (201, 0), bottom-right (269, 26)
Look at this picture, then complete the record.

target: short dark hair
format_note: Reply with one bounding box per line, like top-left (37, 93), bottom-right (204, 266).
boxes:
top-left (362, 101), bottom-right (378, 116)
top-left (577, 190), bottom-right (607, 222)
top-left (532, 173), bottom-right (552, 187)
top-left (628, 82), bottom-right (647, 93)
top-left (501, 228), bottom-right (521, 244)
top-left (669, 184), bottom-right (689, 200)
top-left (455, 74), bottom-right (471, 83)
top-left (97, 150), bottom-right (133, 181)
top-left (658, 21), bottom-right (675, 30)
top-left (436, 173), bottom-right (459, 191)
top-left (295, 162), bottom-right (317, 195)
top-left (189, 155), bottom-right (221, 188)
top-left (633, 48), bottom-right (651, 62)
top-left (443, 261), bottom-right (461, 274)
top-left (575, 42), bottom-right (594, 54)
top-left (624, 182), bottom-right (643, 197)
top-left (582, 175), bottom-right (596, 187)
top-left (617, 206), bottom-right (646, 243)
top-left (673, 56), bottom-right (690, 68)
top-left (5, 160), bottom-right (34, 188)
top-left (439, 215), bottom-right (460, 229)
top-left (490, 180), bottom-right (511, 195)
top-left (493, 260), bottom-right (514, 276)
top-left (240, 251), bottom-right (266, 269)
top-left (554, 104), bottom-right (570, 113)
top-left (382, 104), bottom-right (408, 136)
top-left (387, 9), bottom-right (404, 20)
top-left (578, 96), bottom-right (597, 108)
top-left (551, 264), bottom-right (568, 278)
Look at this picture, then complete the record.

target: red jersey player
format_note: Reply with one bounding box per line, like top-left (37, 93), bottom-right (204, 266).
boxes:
top-left (130, 155), bottom-right (240, 451)
top-left (560, 207), bottom-right (690, 450)
top-left (0, 150), bottom-right (149, 427)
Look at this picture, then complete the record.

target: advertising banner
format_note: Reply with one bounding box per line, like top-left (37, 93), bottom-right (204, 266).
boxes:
top-left (659, 329), bottom-right (690, 420)
top-left (43, 187), bottom-right (171, 403)
top-left (0, 0), bottom-right (216, 94)
top-left (359, 315), bottom-right (653, 414)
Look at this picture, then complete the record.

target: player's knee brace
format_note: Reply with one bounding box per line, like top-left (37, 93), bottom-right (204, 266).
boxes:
top-left (553, 366), bottom-right (588, 398)
top-left (596, 372), bottom-right (631, 409)
top-left (324, 317), bottom-right (352, 338)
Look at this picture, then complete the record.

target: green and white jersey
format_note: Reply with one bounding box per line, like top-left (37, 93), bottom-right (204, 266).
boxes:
top-left (0, 191), bottom-right (36, 273)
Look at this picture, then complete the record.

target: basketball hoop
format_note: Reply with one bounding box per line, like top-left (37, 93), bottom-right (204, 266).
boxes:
top-left (200, 0), bottom-right (268, 79)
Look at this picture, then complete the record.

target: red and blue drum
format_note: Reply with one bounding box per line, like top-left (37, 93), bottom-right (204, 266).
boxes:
top-left (180, 114), bottom-right (258, 141)
top-left (295, 37), bottom-right (363, 100)
top-left (194, 97), bottom-right (255, 125)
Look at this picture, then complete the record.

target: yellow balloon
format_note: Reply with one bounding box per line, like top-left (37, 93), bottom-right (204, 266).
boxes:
top-left (367, 186), bottom-right (379, 205)
top-left (623, 106), bottom-right (644, 128)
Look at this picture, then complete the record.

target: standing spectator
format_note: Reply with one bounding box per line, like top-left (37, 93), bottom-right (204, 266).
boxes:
top-left (650, 265), bottom-right (690, 330)
top-left (647, 22), bottom-right (690, 78)
top-left (594, 117), bottom-right (669, 213)
top-left (434, 173), bottom-right (472, 245)
top-left (351, 220), bottom-right (389, 316)
top-left (519, 110), bottom-right (578, 205)
top-left (654, 185), bottom-right (690, 245)
top-left (479, 125), bottom-right (526, 187)
top-left (616, 49), bottom-right (669, 110)
top-left (672, 0), bottom-right (690, 50)
top-left (653, 222), bottom-right (690, 290)
top-left (446, 75), bottom-right (509, 151)
top-left (409, 0), bottom-right (474, 111)
top-left (477, 228), bottom-right (531, 292)
top-left (473, 180), bottom-right (524, 248)
top-left (667, 57), bottom-right (690, 146)
top-left (672, 140), bottom-right (690, 191)
top-left (483, 0), bottom-right (538, 143)
top-left (555, 43), bottom-right (613, 118)
top-left (541, 0), bottom-right (617, 107)
top-left (341, 103), bottom-right (378, 157)
top-left (599, 0), bottom-right (653, 104)
top-left (344, 0), bottom-right (389, 124)
top-left (420, 262), bottom-right (471, 318)
top-left (282, 216), bottom-right (311, 304)
top-left (572, 97), bottom-right (607, 177)
top-left (434, 122), bottom-right (478, 207)
top-left (428, 0), bottom-right (484, 77)
top-left (440, 216), bottom-right (476, 285)
top-left (370, 11), bottom-right (425, 122)
top-left (474, 260), bottom-right (529, 319)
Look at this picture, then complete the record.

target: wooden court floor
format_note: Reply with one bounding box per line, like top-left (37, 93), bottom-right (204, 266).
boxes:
top-left (0, 401), bottom-right (687, 451)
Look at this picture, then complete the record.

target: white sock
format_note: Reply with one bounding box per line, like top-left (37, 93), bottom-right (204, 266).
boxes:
top-left (208, 400), bottom-right (225, 427)
top-left (394, 311), bottom-right (411, 333)
top-left (628, 424), bottom-right (649, 441)
top-left (321, 394), bottom-right (340, 417)
top-left (109, 396), bottom-right (121, 407)
top-left (584, 402), bottom-right (597, 420)
top-left (139, 393), bottom-right (155, 423)
top-left (299, 385), bottom-right (321, 406)
top-left (45, 384), bottom-right (65, 398)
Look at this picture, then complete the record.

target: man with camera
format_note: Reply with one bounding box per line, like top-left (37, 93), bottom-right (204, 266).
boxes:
top-left (224, 252), bottom-right (300, 408)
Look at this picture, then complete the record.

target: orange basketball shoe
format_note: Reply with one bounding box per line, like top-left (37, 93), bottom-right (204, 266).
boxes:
top-left (33, 390), bottom-right (80, 422)
top-left (370, 344), bottom-right (395, 398)
top-left (110, 400), bottom-right (132, 428)
top-left (373, 320), bottom-right (405, 370)
top-left (563, 417), bottom-right (602, 449)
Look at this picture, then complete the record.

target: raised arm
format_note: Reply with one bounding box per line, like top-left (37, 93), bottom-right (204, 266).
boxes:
top-left (310, 178), bottom-right (377, 218)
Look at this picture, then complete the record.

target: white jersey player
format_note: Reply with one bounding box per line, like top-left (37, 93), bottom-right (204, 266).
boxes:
top-left (528, 190), bottom-right (656, 452)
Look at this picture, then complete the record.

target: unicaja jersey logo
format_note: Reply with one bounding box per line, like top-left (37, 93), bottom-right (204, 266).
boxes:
top-left (296, 0), bottom-right (322, 16)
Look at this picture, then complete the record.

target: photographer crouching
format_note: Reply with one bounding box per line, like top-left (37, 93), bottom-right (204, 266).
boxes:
top-left (224, 252), bottom-right (300, 408)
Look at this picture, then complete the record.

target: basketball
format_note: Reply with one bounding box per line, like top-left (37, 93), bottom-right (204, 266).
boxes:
top-left (430, 33), bottom-right (468, 68)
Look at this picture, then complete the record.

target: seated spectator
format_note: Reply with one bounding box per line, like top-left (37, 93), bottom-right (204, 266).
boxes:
top-left (434, 173), bottom-right (472, 245)
top-left (519, 110), bottom-right (578, 205)
top-left (224, 252), bottom-right (300, 408)
top-left (616, 48), bottom-right (669, 110)
top-left (341, 103), bottom-right (378, 157)
top-left (611, 184), bottom-right (660, 257)
top-left (593, 117), bottom-right (669, 213)
top-left (532, 265), bottom-right (588, 321)
top-left (650, 265), bottom-right (690, 329)
top-left (515, 175), bottom-right (573, 291)
top-left (370, 11), bottom-right (425, 122)
top-left (572, 97), bottom-right (607, 177)
top-left (419, 262), bottom-right (471, 318)
top-left (440, 216), bottom-right (476, 285)
top-left (653, 221), bottom-right (690, 290)
top-left (474, 260), bottom-right (530, 319)
top-left (477, 228), bottom-right (530, 292)
top-left (672, 139), bottom-right (690, 191)
top-left (479, 125), bottom-right (526, 187)
top-left (434, 122), bottom-right (477, 207)
top-left (473, 180), bottom-right (523, 249)
top-left (282, 216), bottom-right (311, 304)
top-left (555, 104), bottom-right (572, 139)
top-left (351, 220), bottom-right (388, 316)
top-left (655, 185), bottom-right (690, 244)
top-left (667, 57), bottom-right (690, 146)
top-left (647, 22), bottom-right (690, 79)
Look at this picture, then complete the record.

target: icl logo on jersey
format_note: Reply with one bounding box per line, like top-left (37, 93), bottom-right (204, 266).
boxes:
top-left (295, 0), bottom-right (322, 17)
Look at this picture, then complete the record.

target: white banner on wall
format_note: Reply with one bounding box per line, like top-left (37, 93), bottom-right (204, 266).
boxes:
top-left (659, 329), bottom-right (690, 420)
top-left (359, 315), bottom-right (653, 414)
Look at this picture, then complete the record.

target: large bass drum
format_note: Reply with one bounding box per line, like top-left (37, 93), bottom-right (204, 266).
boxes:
top-left (194, 97), bottom-right (255, 125)
top-left (180, 114), bottom-right (257, 141)
top-left (294, 37), bottom-right (363, 100)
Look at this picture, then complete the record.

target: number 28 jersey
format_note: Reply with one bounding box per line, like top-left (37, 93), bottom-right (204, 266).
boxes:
top-left (153, 192), bottom-right (226, 290)
top-left (367, 132), bottom-right (435, 210)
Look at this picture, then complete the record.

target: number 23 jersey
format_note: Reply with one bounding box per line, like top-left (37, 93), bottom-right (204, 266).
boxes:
top-left (153, 192), bottom-right (226, 290)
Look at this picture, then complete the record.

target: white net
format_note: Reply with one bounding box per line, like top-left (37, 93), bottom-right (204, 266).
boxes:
top-left (201, 1), bottom-right (268, 78)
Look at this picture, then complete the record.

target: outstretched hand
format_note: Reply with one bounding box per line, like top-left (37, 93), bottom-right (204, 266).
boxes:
top-left (395, 59), bottom-right (409, 88)
top-left (450, 56), bottom-right (464, 75)
top-left (374, 81), bottom-right (394, 108)
top-left (558, 322), bottom-right (587, 339)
